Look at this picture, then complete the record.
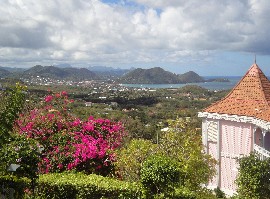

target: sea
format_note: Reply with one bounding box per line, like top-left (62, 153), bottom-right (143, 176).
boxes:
top-left (122, 76), bottom-right (242, 91)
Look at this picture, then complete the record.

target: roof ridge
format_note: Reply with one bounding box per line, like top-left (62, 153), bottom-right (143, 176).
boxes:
top-left (255, 65), bottom-right (270, 106)
top-left (203, 63), bottom-right (270, 122)
top-left (203, 64), bottom-right (257, 112)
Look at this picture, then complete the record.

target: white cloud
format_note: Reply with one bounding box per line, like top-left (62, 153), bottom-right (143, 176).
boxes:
top-left (0, 0), bottom-right (270, 70)
top-left (129, 0), bottom-right (186, 9)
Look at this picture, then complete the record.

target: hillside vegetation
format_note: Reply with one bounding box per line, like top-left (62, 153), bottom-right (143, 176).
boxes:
top-left (22, 65), bottom-right (97, 80)
top-left (119, 67), bottom-right (205, 84)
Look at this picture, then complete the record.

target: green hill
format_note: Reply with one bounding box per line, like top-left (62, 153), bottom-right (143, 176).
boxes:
top-left (0, 67), bottom-right (12, 78)
top-left (119, 67), bottom-right (205, 84)
top-left (178, 71), bottom-right (205, 83)
top-left (119, 67), bottom-right (180, 84)
top-left (22, 65), bottom-right (97, 80)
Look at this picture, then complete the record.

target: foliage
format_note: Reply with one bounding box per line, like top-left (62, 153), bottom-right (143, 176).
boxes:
top-left (0, 134), bottom-right (41, 180)
top-left (68, 83), bottom-right (225, 141)
top-left (120, 67), bottom-right (181, 84)
top-left (0, 175), bottom-right (31, 199)
top-left (115, 139), bottom-right (158, 181)
top-left (158, 118), bottom-right (217, 190)
top-left (0, 83), bottom-right (26, 145)
top-left (119, 67), bottom-right (205, 84)
top-left (15, 92), bottom-right (126, 175)
top-left (35, 172), bottom-right (142, 199)
top-left (214, 187), bottom-right (226, 198)
top-left (236, 153), bottom-right (270, 199)
top-left (141, 155), bottom-right (180, 198)
top-left (172, 186), bottom-right (217, 199)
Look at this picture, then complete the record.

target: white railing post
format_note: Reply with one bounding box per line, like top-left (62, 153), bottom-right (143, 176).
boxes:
top-left (254, 144), bottom-right (270, 160)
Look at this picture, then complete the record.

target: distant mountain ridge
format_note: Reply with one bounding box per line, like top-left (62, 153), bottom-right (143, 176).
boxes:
top-left (21, 65), bottom-right (97, 80)
top-left (0, 67), bottom-right (11, 78)
top-left (0, 65), bottom-right (225, 84)
top-left (177, 71), bottom-right (205, 83)
top-left (88, 66), bottom-right (131, 77)
top-left (119, 67), bottom-right (205, 84)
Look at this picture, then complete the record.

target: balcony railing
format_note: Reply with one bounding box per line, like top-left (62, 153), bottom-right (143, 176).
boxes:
top-left (254, 144), bottom-right (270, 160)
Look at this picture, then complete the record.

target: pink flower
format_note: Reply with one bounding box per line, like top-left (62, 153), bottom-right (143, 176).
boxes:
top-left (45, 95), bottom-right (53, 102)
top-left (61, 91), bottom-right (67, 96)
top-left (67, 163), bottom-right (74, 170)
top-left (72, 119), bottom-right (81, 127)
top-left (26, 122), bottom-right (34, 130)
top-left (83, 122), bottom-right (94, 132)
top-left (88, 116), bottom-right (94, 121)
top-left (15, 98), bottom-right (127, 174)
top-left (57, 164), bottom-right (63, 169)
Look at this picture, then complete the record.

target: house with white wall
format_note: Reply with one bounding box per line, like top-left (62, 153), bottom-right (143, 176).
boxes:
top-left (198, 63), bottom-right (270, 195)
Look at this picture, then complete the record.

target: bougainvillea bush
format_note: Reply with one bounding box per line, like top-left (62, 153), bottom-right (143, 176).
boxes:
top-left (15, 91), bottom-right (126, 176)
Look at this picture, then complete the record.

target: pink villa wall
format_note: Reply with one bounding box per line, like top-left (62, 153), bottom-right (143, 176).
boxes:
top-left (208, 141), bottom-right (218, 187)
top-left (220, 120), bottom-right (252, 192)
top-left (204, 119), bottom-right (253, 194)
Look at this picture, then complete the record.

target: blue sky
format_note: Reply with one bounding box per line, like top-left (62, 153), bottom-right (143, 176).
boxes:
top-left (1, 0), bottom-right (270, 76)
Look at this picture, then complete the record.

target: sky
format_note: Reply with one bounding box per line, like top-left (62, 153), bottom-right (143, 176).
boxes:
top-left (1, 0), bottom-right (270, 76)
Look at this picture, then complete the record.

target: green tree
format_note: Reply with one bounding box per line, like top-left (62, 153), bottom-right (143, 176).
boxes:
top-left (0, 134), bottom-right (41, 179)
top-left (0, 83), bottom-right (26, 145)
top-left (158, 118), bottom-right (216, 191)
top-left (236, 153), bottom-right (270, 199)
top-left (115, 139), bottom-right (158, 182)
top-left (141, 155), bottom-right (180, 198)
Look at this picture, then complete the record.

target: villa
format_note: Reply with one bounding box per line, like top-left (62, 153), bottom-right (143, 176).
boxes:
top-left (198, 63), bottom-right (270, 195)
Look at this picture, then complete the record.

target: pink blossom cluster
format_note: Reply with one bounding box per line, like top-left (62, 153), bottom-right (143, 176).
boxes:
top-left (16, 92), bottom-right (126, 175)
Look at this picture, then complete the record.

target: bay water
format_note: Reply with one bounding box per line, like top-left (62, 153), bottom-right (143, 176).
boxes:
top-left (122, 76), bottom-right (242, 91)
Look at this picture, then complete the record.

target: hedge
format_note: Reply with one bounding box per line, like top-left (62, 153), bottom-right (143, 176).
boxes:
top-left (0, 172), bottom-right (206, 198)
top-left (0, 174), bottom-right (31, 199)
top-left (35, 172), bottom-right (142, 199)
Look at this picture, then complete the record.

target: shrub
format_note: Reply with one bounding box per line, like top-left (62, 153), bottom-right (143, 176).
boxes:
top-left (140, 155), bottom-right (180, 197)
top-left (0, 83), bottom-right (26, 145)
top-left (115, 139), bottom-right (158, 181)
top-left (35, 172), bottom-right (142, 199)
top-left (0, 175), bottom-right (31, 199)
top-left (236, 153), bottom-right (270, 199)
top-left (15, 92), bottom-right (126, 175)
top-left (0, 134), bottom-right (41, 179)
top-left (214, 187), bottom-right (226, 198)
top-left (158, 119), bottom-right (216, 190)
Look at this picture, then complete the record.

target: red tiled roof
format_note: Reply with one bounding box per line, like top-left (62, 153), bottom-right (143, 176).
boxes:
top-left (204, 63), bottom-right (270, 122)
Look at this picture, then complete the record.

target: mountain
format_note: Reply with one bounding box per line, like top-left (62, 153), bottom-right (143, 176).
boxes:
top-left (0, 66), bottom-right (26, 73)
top-left (62, 67), bottom-right (97, 80)
top-left (88, 66), bottom-right (116, 72)
top-left (119, 67), bottom-right (206, 84)
top-left (53, 63), bottom-right (73, 68)
top-left (23, 65), bottom-right (68, 78)
top-left (177, 71), bottom-right (205, 83)
top-left (88, 66), bottom-right (131, 77)
top-left (0, 67), bottom-right (12, 78)
top-left (22, 65), bottom-right (97, 80)
top-left (119, 67), bottom-right (180, 84)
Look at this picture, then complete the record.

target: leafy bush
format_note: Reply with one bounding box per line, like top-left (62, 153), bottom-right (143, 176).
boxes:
top-left (115, 139), bottom-right (158, 181)
top-left (236, 153), bottom-right (270, 199)
top-left (0, 83), bottom-right (26, 145)
top-left (214, 187), bottom-right (226, 198)
top-left (0, 134), bottom-right (41, 179)
top-left (158, 119), bottom-right (216, 190)
top-left (35, 172), bottom-right (142, 199)
top-left (15, 92), bottom-right (126, 175)
top-left (141, 155), bottom-right (180, 197)
top-left (0, 175), bottom-right (31, 199)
